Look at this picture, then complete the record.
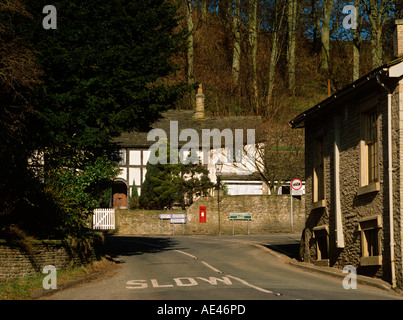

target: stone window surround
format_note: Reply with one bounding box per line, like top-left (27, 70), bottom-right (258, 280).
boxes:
top-left (312, 128), bottom-right (326, 207)
top-left (313, 225), bottom-right (330, 266)
top-left (358, 215), bottom-right (382, 266)
top-left (358, 103), bottom-right (381, 195)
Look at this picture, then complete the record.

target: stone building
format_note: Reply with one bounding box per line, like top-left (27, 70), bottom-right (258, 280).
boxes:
top-left (289, 20), bottom-right (403, 288)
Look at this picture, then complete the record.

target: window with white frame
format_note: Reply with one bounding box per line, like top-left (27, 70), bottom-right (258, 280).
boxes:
top-left (360, 109), bottom-right (379, 189)
top-left (118, 149), bottom-right (126, 166)
top-left (313, 136), bottom-right (325, 204)
top-left (365, 110), bottom-right (378, 184)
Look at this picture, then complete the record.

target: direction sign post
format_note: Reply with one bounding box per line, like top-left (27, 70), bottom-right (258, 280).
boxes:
top-left (170, 214), bottom-right (187, 235)
top-left (158, 213), bottom-right (187, 234)
top-left (291, 179), bottom-right (303, 232)
top-left (158, 214), bottom-right (172, 234)
top-left (229, 213), bottom-right (252, 235)
top-left (291, 190), bottom-right (293, 232)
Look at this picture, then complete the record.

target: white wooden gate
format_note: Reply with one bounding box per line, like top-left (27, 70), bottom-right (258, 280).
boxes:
top-left (93, 208), bottom-right (115, 230)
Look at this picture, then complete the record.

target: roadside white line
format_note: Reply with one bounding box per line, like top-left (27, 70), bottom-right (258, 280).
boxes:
top-left (201, 261), bottom-right (223, 274)
top-left (226, 275), bottom-right (281, 296)
top-left (174, 250), bottom-right (198, 260)
top-left (173, 249), bottom-right (224, 273)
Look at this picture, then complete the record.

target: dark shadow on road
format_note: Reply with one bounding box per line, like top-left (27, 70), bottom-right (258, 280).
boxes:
top-left (104, 236), bottom-right (178, 260)
top-left (264, 244), bottom-right (300, 260)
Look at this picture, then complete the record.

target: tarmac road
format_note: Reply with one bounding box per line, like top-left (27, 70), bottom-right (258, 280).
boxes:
top-left (39, 234), bottom-right (403, 301)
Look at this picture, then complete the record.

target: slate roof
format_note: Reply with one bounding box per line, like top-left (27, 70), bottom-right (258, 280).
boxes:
top-left (114, 109), bottom-right (263, 148)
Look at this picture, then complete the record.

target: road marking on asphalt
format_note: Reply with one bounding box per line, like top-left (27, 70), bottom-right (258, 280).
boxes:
top-left (126, 276), bottom-right (233, 289)
top-left (174, 277), bottom-right (198, 287)
top-left (197, 276), bottom-right (232, 285)
top-left (151, 279), bottom-right (174, 288)
top-left (125, 275), bottom-right (281, 296)
top-left (226, 275), bottom-right (281, 296)
top-left (174, 250), bottom-right (198, 260)
top-left (201, 261), bottom-right (223, 274)
top-left (174, 248), bottom-right (223, 273)
top-left (125, 242), bottom-right (282, 296)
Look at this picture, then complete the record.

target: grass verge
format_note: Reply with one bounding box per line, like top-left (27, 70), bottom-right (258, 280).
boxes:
top-left (0, 258), bottom-right (116, 300)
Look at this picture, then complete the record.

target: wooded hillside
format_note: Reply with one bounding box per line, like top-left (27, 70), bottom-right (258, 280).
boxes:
top-left (172, 0), bottom-right (402, 124)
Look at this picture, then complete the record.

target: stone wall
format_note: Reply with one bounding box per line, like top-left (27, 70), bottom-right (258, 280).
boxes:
top-left (0, 239), bottom-right (103, 282)
top-left (115, 195), bottom-right (305, 235)
top-left (116, 209), bottom-right (186, 235)
top-left (186, 195), bottom-right (305, 235)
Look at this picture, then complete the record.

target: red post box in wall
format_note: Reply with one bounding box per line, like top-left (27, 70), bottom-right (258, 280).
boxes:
top-left (199, 206), bottom-right (207, 223)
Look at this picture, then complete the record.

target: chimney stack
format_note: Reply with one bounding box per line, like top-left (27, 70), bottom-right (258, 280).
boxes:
top-left (194, 84), bottom-right (205, 119)
top-left (394, 20), bottom-right (403, 58)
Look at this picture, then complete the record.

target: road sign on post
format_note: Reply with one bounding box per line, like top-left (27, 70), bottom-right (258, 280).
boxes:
top-left (290, 179), bottom-right (303, 232)
top-left (158, 214), bottom-right (172, 234)
top-left (229, 213), bottom-right (252, 235)
top-left (291, 179), bottom-right (303, 193)
top-left (170, 213), bottom-right (187, 235)
top-left (229, 213), bottom-right (252, 220)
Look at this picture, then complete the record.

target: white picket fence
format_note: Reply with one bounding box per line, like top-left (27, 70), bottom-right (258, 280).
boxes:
top-left (93, 208), bottom-right (115, 230)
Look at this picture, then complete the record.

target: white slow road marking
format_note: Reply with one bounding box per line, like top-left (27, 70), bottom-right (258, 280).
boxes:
top-left (122, 238), bottom-right (282, 296)
top-left (173, 249), bottom-right (280, 296)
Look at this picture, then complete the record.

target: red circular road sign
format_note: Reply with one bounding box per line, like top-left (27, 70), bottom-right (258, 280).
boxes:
top-left (291, 179), bottom-right (303, 191)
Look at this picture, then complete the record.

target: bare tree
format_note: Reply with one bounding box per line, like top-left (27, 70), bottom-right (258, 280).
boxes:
top-left (363, 0), bottom-right (392, 68)
top-left (256, 125), bottom-right (304, 195)
top-left (219, 0), bottom-right (233, 31)
top-left (320, 0), bottom-right (334, 74)
top-left (235, 123), bottom-right (304, 195)
top-left (266, 0), bottom-right (287, 108)
top-left (352, 0), bottom-right (362, 81)
top-left (185, 0), bottom-right (195, 108)
top-left (232, 0), bottom-right (241, 87)
top-left (248, 0), bottom-right (259, 114)
top-left (201, 0), bottom-right (208, 24)
top-left (287, 0), bottom-right (298, 96)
